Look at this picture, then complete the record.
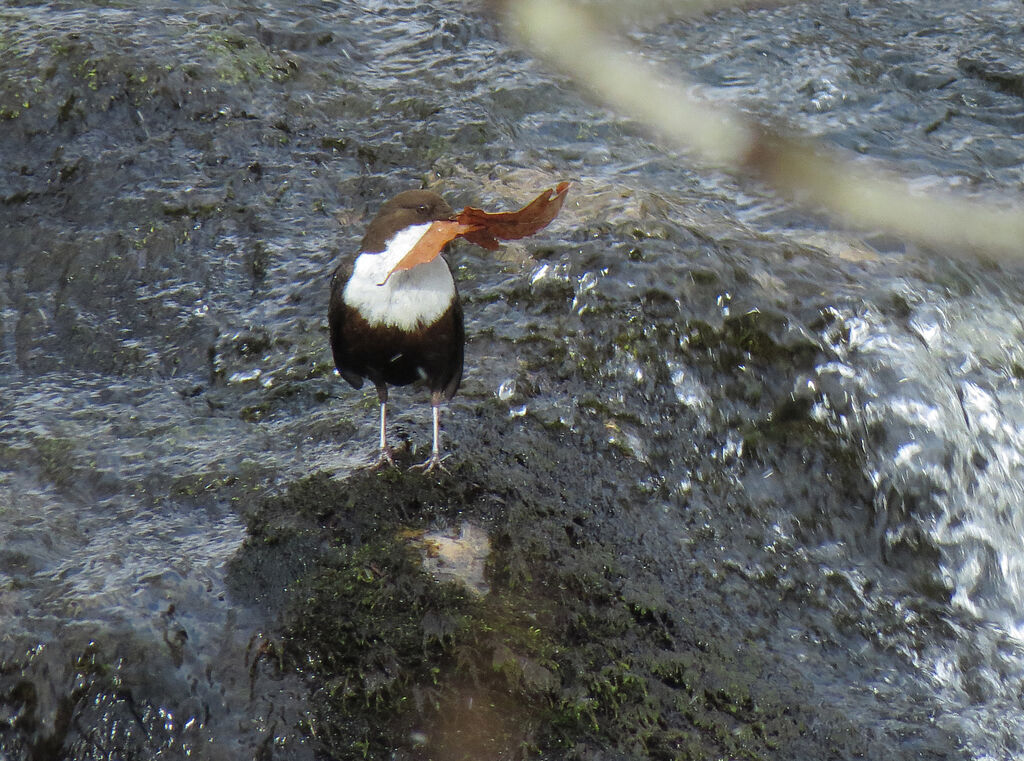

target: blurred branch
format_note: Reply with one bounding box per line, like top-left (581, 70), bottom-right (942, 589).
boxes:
top-left (562, 0), bottom-right (788, 28)
top-left (505, 0), bottom-right (1024, 259)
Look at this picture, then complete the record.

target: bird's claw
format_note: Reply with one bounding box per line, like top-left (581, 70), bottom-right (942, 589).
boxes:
top-left (370, 448), bottom-right (397, 470)
top-left (409, 452), bottom-right (450, 474)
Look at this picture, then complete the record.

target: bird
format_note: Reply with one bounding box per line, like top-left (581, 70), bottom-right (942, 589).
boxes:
top-left (328, 190), bottom-right (464, 472)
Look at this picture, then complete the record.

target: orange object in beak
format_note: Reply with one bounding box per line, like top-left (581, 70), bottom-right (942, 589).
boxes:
top-left (379, 220), bottom-right (480, 285)
top-left (378, 181), bottom-right (571, 284)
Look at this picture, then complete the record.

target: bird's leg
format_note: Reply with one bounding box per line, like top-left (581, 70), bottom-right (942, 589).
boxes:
top-left (410, 390), bottom-right (449, 473)
top-left (372, 384), bottom-right (396, 469)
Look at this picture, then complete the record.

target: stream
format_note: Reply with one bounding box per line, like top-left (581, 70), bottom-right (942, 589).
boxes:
top-left (3, 1), bottom-right (1024, 758)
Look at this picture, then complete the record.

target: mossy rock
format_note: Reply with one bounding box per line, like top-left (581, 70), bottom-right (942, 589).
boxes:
top-left (229, 408), bottom-right (868, 760)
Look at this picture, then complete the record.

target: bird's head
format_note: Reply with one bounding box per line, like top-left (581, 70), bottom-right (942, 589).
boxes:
top-left (378, 190), bottom-right (456, 225)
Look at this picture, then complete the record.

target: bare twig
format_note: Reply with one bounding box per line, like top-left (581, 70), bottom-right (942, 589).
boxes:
top-left (506, 0), bottom-right (1024, 259)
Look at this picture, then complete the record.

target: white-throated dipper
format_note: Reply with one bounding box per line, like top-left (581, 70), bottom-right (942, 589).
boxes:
top-left (328, 190), bottom-right (464, 472)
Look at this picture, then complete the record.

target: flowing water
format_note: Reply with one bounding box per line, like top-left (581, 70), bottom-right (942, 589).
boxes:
top-left (2, 1), bottom-right (1024, 758)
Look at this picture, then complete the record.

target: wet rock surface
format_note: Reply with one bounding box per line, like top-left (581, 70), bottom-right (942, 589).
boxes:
top-left (3, 1), bottom-right (1024, 759)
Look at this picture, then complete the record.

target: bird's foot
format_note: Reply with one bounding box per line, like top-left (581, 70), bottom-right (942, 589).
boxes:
top-left (409, 451), bottom-right (450, 474)
top-left (370, 447), bottom-right (397, 470)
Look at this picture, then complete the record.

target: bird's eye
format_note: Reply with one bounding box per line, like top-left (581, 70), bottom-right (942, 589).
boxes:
top-left (417, 204), bottom-right (429, 215)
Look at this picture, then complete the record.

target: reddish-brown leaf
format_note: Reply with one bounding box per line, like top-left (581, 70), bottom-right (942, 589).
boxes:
top-left (380, 220), bottom-right (480, 284)
top-left (457, 181), bottom-right (570, 250)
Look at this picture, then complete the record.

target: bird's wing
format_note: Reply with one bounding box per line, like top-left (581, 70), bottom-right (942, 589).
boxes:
top-left (328, 259), bottom-right (366, 390)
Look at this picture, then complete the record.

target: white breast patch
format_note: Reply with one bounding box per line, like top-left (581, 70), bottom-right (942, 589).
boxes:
top-left (343, 223), bottom-right (456, 331)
